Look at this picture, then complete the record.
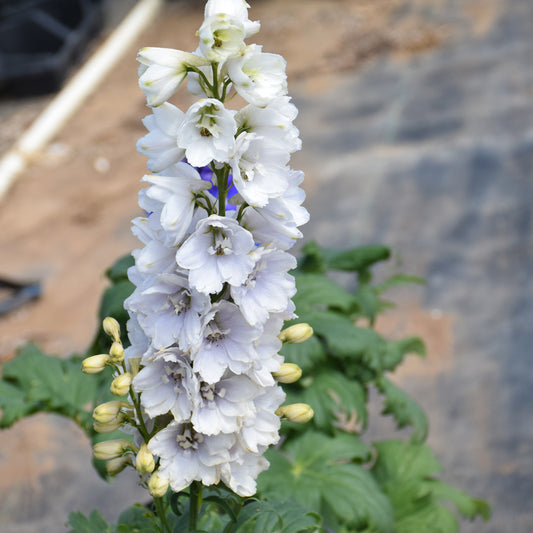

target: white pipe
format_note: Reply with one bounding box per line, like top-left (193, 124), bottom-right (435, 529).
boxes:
top-left (0, 0), bottom-right (164, 200)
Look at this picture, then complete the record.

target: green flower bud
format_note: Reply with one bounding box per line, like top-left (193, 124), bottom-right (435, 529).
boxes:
top-left (93, 439), bottom-right (132, 461)
top-left (106, 455), bottom-right (132, 476)
top-left (103, 317), bottom-right (121, 343)
top-left (148, 472), bottom-right (169, 498)
top-left (109, 341), bottom-right (125, 363)
top-left (81, 354), bottom-right (110, 374)
top-left (279, 323), bottom-right (313, 344)
top-left (272, 363), bottom-right (302, 384)
top-left (110, 372), bottom-right (133, 397)
top-left (93, 413), bottom-right (126, 433)
top-left (136, 443), bottom-right (155, 474)
top-left (93, 401), bottom-right (130, 424)
top-left (276, 403), bottom-right (314, 424)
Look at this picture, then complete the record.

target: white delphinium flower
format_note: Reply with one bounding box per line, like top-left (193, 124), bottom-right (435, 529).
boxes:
top-left (126, 272), bottom-right (210, 351)
top-left (236, 96), bottom-right (301, 154)
top-left (176, 215), bottom-right (255, 294)
top-left (178, 99), bottom-right (237, 166)
top-left (138, 48), bottom-right (209, 107)
top-left (227, 45), bottom-right (287, 106)
top-left (191, 373), bottom-right (261, 435)
top-left (230, 247), bottom-right (296, 326)
top-left (204, 0), bottom-right (260, 38)
top-left (116, 0), bottom-right (314, 505)
top-left (133, 353), bottom-right (195, 422)
top-left (191, 300), bottom-right (261, 383)
top-left (137, 103), bottom-right (185, 172)
top-left (149, 422), bottom-right (234, 493)
top-left (230, 132), bottom-right (289, 207)
top-left (142, 164), bottom-right (211, 246)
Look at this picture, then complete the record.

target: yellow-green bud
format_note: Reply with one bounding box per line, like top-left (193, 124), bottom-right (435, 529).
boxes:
top-left (81, 354), bottom-right (110, 374)
top-left (148, 472), bottom-right (169, 498)
top-left (276, 403), bottom-right (314, 424)
top-left (103, 317), bottom-right (121, 342)
top-left (93, 401), bottom-right (130, 424)
top-left (136, 443), bottom-right (155, 474)
top-left (93, 413), bottom-right (126, 433)
top-left (279, 323), bottom-right (313, 344)
top-left (106, 455), bottom-right (132, 476)
top-left (272, 363), bottom-right (302, 384)
top-left (93, 439), bottom-right (132, 461)
top-left (109, 341), bottom-right (125, 363)
top-left (110, 372), bottom-right (132, 396)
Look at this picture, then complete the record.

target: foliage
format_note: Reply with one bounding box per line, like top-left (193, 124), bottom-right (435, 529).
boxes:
top-left (0, 243), bottom-right (490, 532)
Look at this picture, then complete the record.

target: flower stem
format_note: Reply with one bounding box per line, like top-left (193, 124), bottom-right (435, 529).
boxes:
top-left (188, 481), bottom-right (202, 531)
top-left (216, 165), bottom-right (230, 216)
top-left (154, 496), bottom-right (172, 533)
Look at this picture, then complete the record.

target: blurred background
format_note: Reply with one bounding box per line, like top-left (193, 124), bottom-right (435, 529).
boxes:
top-left (0, 0), bottom-right (531, 531)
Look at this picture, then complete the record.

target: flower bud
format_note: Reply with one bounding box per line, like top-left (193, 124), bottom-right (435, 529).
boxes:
top-left (109, 341), bottom-right (125, 363)
top-left (276, 403), bottom-right (314, 424)
top-left (148, 472), bottom-right (169, 498)
top-left (136, 443), bottom-right (155, 474)
top-left (110, 372), bottom-right (133, 397)
top-left (106, 455), bottom-right (132, 476)
top-left (93, 439), bottom-right (133, 461)
top-left (93, 413), bottom-right (127, 433)
top-left (279, 323), bottom-right (313, 344)
top-left (128, 357), bottom-right (141, 376)
top-left (103, 317), bottom-right (121, 342)
top-left (82, 354), bottom-right (110, 374)
top-left (272, 363), bottom-right (302, 384)
top-left (93, 401), bottom-right (130, 424)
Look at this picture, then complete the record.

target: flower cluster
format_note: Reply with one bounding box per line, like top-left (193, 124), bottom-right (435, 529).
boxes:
top-left (87, 0), bottom-right (312, 498)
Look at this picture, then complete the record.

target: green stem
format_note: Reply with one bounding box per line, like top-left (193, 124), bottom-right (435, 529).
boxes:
top-left (216, 165), bottom-right (229, 216)
top-left (211, 62), bottom-right (220, 99)
top-left (236, 202), bottom-right (249, 222)
top-left (129, 387), bottom-right (150, 441)
top-left (154, 497), bottom-right (172, 533)
top-left (189, 482), bottom-right (202, 531)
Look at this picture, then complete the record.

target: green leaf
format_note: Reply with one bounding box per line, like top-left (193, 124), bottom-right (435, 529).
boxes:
top-left (326, 245), bottom-right (390, 272)
top-left (289, 371), bottom-right (368, 433)
top-left (300, 310), bottom-right (384, 362)
top-left (0, 380), bottom-right (37, 427)
top-left (0, 344), bottom-right (98, 430)
top-left (371, 440), bottom-right (442, 486)
top-left (279, 335), bottom-right (326, 373)
top-left (293, 273), bottom-right (358, 313)
top-left (299, 241), bottom-right (327, 273)
top-left (376, 377), bottom-right (428, 443)
top-left (233, 498), bottom-right (322, 532)
top-left (380, 337), bottom-right (426, 371)
top-left (106, 253), bottom-right (135, 282)
top-left (117, 504), bottom-right (157, 532)
top-left (258, 432), bottom-right (394, 532)
top-left (395, 501), bottom-right (458, 533)
top-left (375, 274), bottom-right (425, 294)
top-left (98, 279), bottom-right (135, 326)
top-left (67, 510), bottom-right (112, 533)
top-left (424, 480), bottom-right (491, 521)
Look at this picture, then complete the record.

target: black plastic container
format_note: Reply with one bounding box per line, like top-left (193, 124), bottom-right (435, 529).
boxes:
top-left (0, 0), bottom-right (103, 96)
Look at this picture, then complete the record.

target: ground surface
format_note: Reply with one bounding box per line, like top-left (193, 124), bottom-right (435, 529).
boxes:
top-left (0, 0), bottom-right (530, 531)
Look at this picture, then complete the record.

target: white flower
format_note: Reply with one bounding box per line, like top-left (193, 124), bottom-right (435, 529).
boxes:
top-left (133, 354), bottom-right (195, 422)
top-left (230, 132), bottom-right (289, 207)
top-left (137, 48), bottom-right (209, 107)
top-left (221, 447), bottom-right (269, 496)
top-left (149, 422), bottom-right (234, 493)
top-left (191, 301), bottom-right (261, 384)
top-left (198, 14), bottom-right (246, 62)
top-left (236, 96), bottom-right (301, 154)
top-left (137, 103), bottom-right (185, 172)
top-left (128, 272), bottom-right (210, 351)
top-left (231, 247), bottom-right (296, 326)
top-left (176, 215), bottom-right (255, 294)
top-left (178, 99), bottom-right (237, 166)
top-left (204, 0), bottom-right (260, 37)
top-left (191, 373), bottom-right (261, 435)
top-left (227, 45), bottom-right (287, 106)
top-left (143, 164), bottom-right (211, 246)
